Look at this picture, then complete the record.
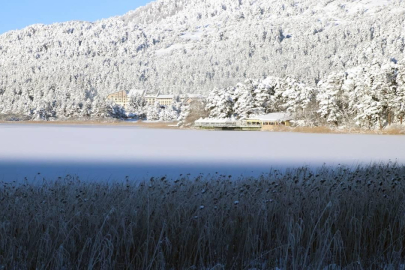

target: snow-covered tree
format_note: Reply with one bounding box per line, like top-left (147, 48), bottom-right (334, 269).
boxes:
top-left (2, 0), bottom-right (405, 120)
top-left (396, 63), bottom-right (405, 124)
top-left (146, 102), bottom-right (162, 121)
top-left (206, 88), bottom-right (234, 118)
top-left (159, 105), bottom-right (179, 121)
top-left (232, 83), bottom-right (255, 119)
top-left (317, 73), bottom-right (346, 126)
top-left (104, 100), bottom-right (126, 119)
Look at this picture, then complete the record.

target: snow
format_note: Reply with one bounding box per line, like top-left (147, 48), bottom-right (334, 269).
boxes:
top-left (0, 124), bottom-right (404, 182)
top-left (1, 0), bottom-right (405, 117)
top-left (128, 89), bottom-right (146, 97)
top-left (316, 0), bottom-right (393, 16)
top-left (250, 113), bottom-right (293, 122)
top-left (180, 30), bottom-right (204, 41)
top-left (344, 0), bottom-right (392, 14)
top-left (182, 94), bottom-right (204, 98)
top-left (155, 43), bottom-right (194, 57)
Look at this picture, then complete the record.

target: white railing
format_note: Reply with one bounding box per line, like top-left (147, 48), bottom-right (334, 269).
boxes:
top-left (195, 122), bottom-right (261, 128)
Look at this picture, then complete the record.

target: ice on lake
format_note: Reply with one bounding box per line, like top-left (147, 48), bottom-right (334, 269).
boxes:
top-left (0, 123), bottom-right (404, 182)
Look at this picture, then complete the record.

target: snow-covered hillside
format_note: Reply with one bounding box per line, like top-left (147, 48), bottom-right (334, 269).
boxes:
top-left (1, 0), bottom-right (405, 117)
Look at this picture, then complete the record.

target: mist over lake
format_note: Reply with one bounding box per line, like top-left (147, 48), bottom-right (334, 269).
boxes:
top-left (1, 123), bottom-right (404, 182)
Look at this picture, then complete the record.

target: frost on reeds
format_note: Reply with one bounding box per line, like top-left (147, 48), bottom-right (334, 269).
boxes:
top-left (1, 164), bottom-right (405, 269)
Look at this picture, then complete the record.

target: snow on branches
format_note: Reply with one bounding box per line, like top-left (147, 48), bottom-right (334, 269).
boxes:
top-left (1, 0), bottom-right (405, 122)
top-left (317, 61), bottom-right (405, 129)
top-left (205, 60), bottom-right (405, 130)
top-left (206, 77), bottom-right (316, 120)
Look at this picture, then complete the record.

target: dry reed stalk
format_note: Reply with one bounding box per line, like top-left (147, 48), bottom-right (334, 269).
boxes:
top-left (0, 164), bottom-right (405, 269)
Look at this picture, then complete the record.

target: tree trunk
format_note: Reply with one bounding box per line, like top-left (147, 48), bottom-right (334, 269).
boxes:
top-left (388, 112), bottom-right (394, 125)
top-left (388, 111), bottom-right (392, 125)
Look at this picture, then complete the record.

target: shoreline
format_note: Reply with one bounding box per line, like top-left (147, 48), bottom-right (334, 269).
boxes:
top-left (0, 120), bottom-right (180, 129)
top-left (1, 120), bottom-right (404, 135)
top-left (261, 125), bottom-right (405, 136)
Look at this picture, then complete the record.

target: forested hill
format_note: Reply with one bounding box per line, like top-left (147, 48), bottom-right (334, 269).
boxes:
top-left (0, 0), bottom-right (404, 117)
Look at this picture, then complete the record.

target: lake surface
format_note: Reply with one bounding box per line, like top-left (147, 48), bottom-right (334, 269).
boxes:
top-left (0, 123), bottom-right (404, 182)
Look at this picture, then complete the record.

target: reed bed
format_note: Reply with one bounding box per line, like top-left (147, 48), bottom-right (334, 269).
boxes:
top-left (1, 164), bottom-right (405, 269)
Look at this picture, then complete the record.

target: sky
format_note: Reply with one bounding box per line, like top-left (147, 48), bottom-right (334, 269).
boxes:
top-left (0, 0), bottom-right (152, 34)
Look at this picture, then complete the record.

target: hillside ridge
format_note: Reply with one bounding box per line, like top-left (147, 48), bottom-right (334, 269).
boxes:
top-left (1, 0), bottom-right (404, 117)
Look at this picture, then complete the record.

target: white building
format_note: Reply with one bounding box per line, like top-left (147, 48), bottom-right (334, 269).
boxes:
top-left (108, 90), bottom-right (205, 107)
top-left (107, 89), bottom-right (146, 109)
top-left (244, 113), bottom-right (293, 127)
top-left (195, 118), bottom-right (241, 128)
top-left (195, 112), bottom-right (293, 130)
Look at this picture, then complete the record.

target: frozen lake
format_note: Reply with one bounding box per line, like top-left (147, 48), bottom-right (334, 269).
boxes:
top-left (0, 123), bottom-right (405, 182)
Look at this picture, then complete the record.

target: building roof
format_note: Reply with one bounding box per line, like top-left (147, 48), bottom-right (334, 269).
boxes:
top-left (249, 112), bottom-right (293, 122)
top-left (157, 95), bottom-right (174, 99)
top-left (145, 93), bottom-right (159, 98)
top-left (195, 118), bottom-right (238, 124)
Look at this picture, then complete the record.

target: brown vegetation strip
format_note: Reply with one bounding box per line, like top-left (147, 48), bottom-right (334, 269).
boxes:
top-left (1, 164), bottom-right (405, 269)
top-left (2, 120), bottom-right (405, 134)
top-left (0, 120), bottom-right (179, 129)
top-left (262, 126), bottom-right (405, 135)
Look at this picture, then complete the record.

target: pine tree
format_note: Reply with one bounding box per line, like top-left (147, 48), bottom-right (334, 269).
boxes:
top-left (317, 73), bottom-right (346, 126)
